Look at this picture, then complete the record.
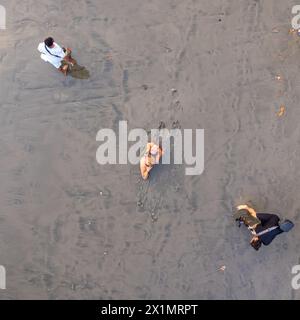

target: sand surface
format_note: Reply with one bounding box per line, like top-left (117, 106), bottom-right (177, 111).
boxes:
top-left (0, 0), bottom-right (300, 299)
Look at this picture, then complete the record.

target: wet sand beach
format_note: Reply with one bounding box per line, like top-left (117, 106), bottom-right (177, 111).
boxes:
top-left (0, 0), bottom-right (300, 299)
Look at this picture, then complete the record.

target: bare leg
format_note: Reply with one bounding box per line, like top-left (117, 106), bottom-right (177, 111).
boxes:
top-left (59, 64), bottom-right (69, 76)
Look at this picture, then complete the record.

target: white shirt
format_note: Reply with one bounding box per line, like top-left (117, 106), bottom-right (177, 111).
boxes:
top-left (37, 42), bottom-right (65, 69)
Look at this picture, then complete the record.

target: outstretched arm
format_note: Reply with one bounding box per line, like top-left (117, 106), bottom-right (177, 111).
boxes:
top-left (237, 204), bottom-right (258, 218)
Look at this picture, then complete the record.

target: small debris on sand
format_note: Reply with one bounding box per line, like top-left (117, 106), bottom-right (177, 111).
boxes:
top-left (158, 121), bottom-right (166, 129)
top-left (218, 266), bottom-right (226, 272)
top-left (151, 212), bottom-right (158, 222)
top-left (137, 201), bottom-right (143, 207)
top-left (172, 120), bottom-right (181, 129)
top-left (289, 28), bottom-right (296, 34)
top-left (277, 105), bottom-right (285, 117)
top-left (106, 53), bottom-right (113, 60)
top-left (164, 46), bottom-right (172, 53)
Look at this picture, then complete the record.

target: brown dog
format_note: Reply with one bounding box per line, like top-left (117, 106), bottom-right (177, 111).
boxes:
top-left (59, 48), bottom-right (77, 75)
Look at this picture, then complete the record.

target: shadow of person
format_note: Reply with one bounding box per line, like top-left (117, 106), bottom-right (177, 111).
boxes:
top-left (68, 64), bottom-right (90, 79)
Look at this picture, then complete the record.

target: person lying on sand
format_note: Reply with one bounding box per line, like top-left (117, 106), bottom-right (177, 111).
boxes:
top-left (37, 37), bottom-right (77, 76)
top-left (140, 142), bottom-right (163, 180)
top-left (234, 204), bottom-right (294, 251)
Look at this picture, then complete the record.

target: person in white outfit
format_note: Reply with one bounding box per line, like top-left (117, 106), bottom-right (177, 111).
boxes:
top-left (37, 37), bottom-right (76, 75)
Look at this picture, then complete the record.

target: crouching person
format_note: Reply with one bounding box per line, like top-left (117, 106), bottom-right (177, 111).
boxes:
top-left (37, 37), bottom-right (76, 76)
top-left (234, 204), bottom-right (294, 251)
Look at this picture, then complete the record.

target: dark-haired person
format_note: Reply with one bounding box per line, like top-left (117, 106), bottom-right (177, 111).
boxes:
top-left (234, 205), bottom-right (294, 251)
top-left (37, 37), bottom-right (76, 75)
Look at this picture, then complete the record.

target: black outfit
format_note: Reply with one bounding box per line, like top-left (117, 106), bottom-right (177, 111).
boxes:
top-left (255, 213), bottom-right (283, 245)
